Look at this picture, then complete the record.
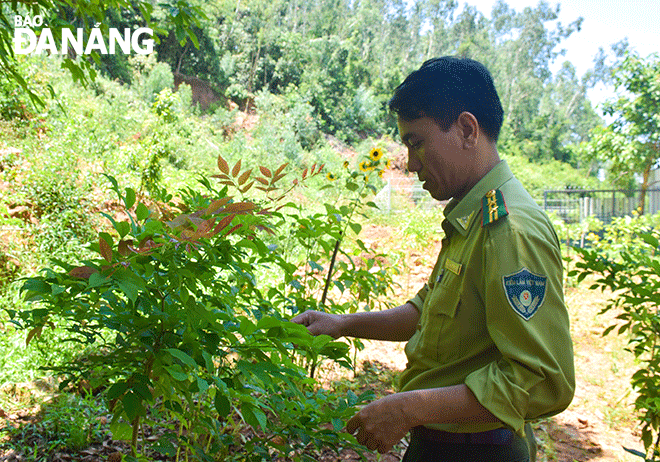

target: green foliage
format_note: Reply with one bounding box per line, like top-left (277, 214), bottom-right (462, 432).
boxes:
top-left (0, 0), bottom-right (203, 111)
top-left (571, 217), bottom-right (660, 460)
top-left (1, 392), bottom-right (106, 458)
top-left (9, 150), bottom-right (392, 459)
top-left (580, 51), bottom-right (660, 212)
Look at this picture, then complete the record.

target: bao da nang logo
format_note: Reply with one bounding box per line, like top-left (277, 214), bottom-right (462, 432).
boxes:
top-left (13, 15), bottom-right (154, 55)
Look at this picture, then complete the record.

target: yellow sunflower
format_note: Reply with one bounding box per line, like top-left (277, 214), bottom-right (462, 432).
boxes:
top-left (384, 158), bottom-right (392, 169)
top-left (343, 161), bottom-right (350, 169)
top-left (369, 147), bottom-right (384, 162)
top-left (326, 172), bottom-right (336, 181)
top-left (359, 160), bottom-right (373, 172)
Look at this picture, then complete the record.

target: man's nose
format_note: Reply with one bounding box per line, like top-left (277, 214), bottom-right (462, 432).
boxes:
top-left (407, 151), bottom-right (421, 173)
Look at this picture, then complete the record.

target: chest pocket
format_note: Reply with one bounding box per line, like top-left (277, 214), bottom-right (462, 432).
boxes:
top-left (419, 271), bottom-right (462, 364)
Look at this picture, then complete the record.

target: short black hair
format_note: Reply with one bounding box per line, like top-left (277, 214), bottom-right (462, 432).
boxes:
top-left (388, 56), bottom-right (504, 142)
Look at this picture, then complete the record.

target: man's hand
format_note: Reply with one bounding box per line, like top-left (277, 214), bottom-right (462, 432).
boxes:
top-left (291, 310), bottom-right (344, 339)
top-left (345, 394), bottom-right (414, 454)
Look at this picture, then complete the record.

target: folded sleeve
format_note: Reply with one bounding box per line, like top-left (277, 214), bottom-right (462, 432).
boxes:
top-left (407, 284), bottom-right (428, 312)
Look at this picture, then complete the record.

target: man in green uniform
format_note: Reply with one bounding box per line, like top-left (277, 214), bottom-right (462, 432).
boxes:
top-left (292, 56), bottom-right (575, 462)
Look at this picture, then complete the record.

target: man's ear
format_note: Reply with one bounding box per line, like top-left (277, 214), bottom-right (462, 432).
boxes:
top-left (457, 112), bottom-right (479, 149)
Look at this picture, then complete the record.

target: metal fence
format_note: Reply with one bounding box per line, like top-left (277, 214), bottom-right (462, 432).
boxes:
top-left (542, 188), bottom-right (660, 223)
top-left (374, 177), bottom-right (442, 213)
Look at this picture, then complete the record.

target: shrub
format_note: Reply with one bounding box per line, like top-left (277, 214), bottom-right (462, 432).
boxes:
top-left (572, 217), bottom-right (660, 460)
top-left (11, 155), bottom-right (391, 460)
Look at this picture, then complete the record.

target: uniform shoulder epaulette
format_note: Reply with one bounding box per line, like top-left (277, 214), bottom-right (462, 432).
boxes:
top-left (481, 189), bottom-right (509, 227)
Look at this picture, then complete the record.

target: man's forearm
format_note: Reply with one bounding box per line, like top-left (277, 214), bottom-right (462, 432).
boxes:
top-left (392, 384), bottom-right (499, 428)
top-left (345, 384), bottom-right (501, 454)
top-left (340, 302), bottom-right (420, 342)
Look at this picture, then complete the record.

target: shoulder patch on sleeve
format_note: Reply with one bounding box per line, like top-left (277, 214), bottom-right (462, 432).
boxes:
top-left (482, 189), bottom-right (509, 227)
top-left (502, 268), bottom-right (547, 320)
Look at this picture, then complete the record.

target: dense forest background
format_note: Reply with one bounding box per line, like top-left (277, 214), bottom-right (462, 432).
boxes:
top-left (2, 0), bottom-right (633, 176)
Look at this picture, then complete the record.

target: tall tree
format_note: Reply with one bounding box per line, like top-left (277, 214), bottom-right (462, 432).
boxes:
top-left (583, 51), bottom-right (660, 213)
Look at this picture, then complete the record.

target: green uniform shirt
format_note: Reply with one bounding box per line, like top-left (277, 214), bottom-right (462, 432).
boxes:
top-left (400, 160), bottom-right (575, 435)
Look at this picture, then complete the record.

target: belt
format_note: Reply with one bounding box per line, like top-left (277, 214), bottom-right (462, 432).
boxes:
top-left (410, 426), bottom-right (514, 445)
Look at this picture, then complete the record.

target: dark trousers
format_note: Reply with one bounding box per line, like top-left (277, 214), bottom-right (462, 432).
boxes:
top-left (401, 424), bottom-right (536, 462)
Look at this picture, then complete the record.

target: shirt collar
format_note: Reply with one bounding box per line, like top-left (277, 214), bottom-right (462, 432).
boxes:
top-left (443, 160), bottom-right (513, 236)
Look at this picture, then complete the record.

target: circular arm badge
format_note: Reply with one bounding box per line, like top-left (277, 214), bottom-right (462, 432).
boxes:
top-left (502, 268), bottom-right (547, 320)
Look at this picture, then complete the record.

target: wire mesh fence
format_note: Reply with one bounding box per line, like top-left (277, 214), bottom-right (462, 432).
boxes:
top-left (542, 188), bottom-right (660, 224)
top-left (374, 177), bottom-right (443, 213)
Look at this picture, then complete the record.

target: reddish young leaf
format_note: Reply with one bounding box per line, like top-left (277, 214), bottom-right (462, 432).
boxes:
top-left (68, 266), bottom-right (97, 279)
top-left (218, 180), bottom-right (235, 186)
top-left (26, 326), bottom-right (43, 347)
top-left (165, 214), bottom-right (190, 230)
top-left (99, 237), bottom-right (112, 263)
top-left (138, 237), bottom-right (162, 253)
top-left (238, 169), bottom-right (252, 186)
top-left (255, 186), bottom-right (269, 192)
top-left (241, 181), bottom-right (255, 194)
top-left (118, 240), bottom-right (134, 257)
top-left (223, 202), bottom-right (256, 213)
top-left (206, 197), bottom-right (232, 215)
top-left (213, 213), bottom-right (236, 234)
top-left (302, 168), bottom-right (308, 180)
top-left (180, 229), bottom-right (196, 241)
top-left (273, 173), bottom-right (286, 183)
top-left (255, 177), bottom-right (269, 185)
top-left (210, 173), bottom-right (231, 180)
top-left (196, 218), bottom-right (215, 237)
top-left (217, 155), bottom-right (230, 174)
top-left (223, 224), bottom-right (243, 237)
top-left (274, 163), bottom-right (288, 177)
top-left (259, 166), bottom-right (272, 178)
top-left (232, 159), bottom-right (242, 178)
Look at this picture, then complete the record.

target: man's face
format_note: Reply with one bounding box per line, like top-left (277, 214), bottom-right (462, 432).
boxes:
top-left (397, 116), bottom-right (471, 201)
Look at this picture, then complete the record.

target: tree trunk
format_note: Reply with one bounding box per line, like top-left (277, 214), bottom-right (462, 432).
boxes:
top-left (638, 160), bottom-right (652, 215)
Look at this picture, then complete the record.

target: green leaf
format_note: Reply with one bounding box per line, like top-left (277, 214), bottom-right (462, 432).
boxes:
top-left (21, 279), bottom-right (50, 297)
top-left (243, 405), bottom-right (267, 430)
top-left (164, 365), bottom-right (189, 382)
top-left (131, 382), bottom-right (153, 401)
top-left (122, 391), bottom-right (144, 421)
top-left (347, 389), bottom-right (358, 407)
top-left (214, 393), bottom-right (230, 416)
top-left (114, 269), bottom-right (145, 302)
top-left (109, 420), bottom-right (132, 442)
top-left (88, 272), bottom-right (109, 288)
top-left (196, 378), bottom-right (209, 394)
top-left (349, 222), bottom-right (362, 234)
top-left (166, 348), bottom-right (197, 368)
top-left (115, 221), bottom-right (131, 238)
top-left (124, 188), bottom-right (136, 210)
top-left (107, 382), bottom-right (129, 401)
top-left (641, 233), bottom-right (660, 249)
top-left (136, 203), bottom-right (150, 221)
top-left (622, 447), bottom-right (646, 458)
top-left (331, 417), bottom-right (343, 431)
